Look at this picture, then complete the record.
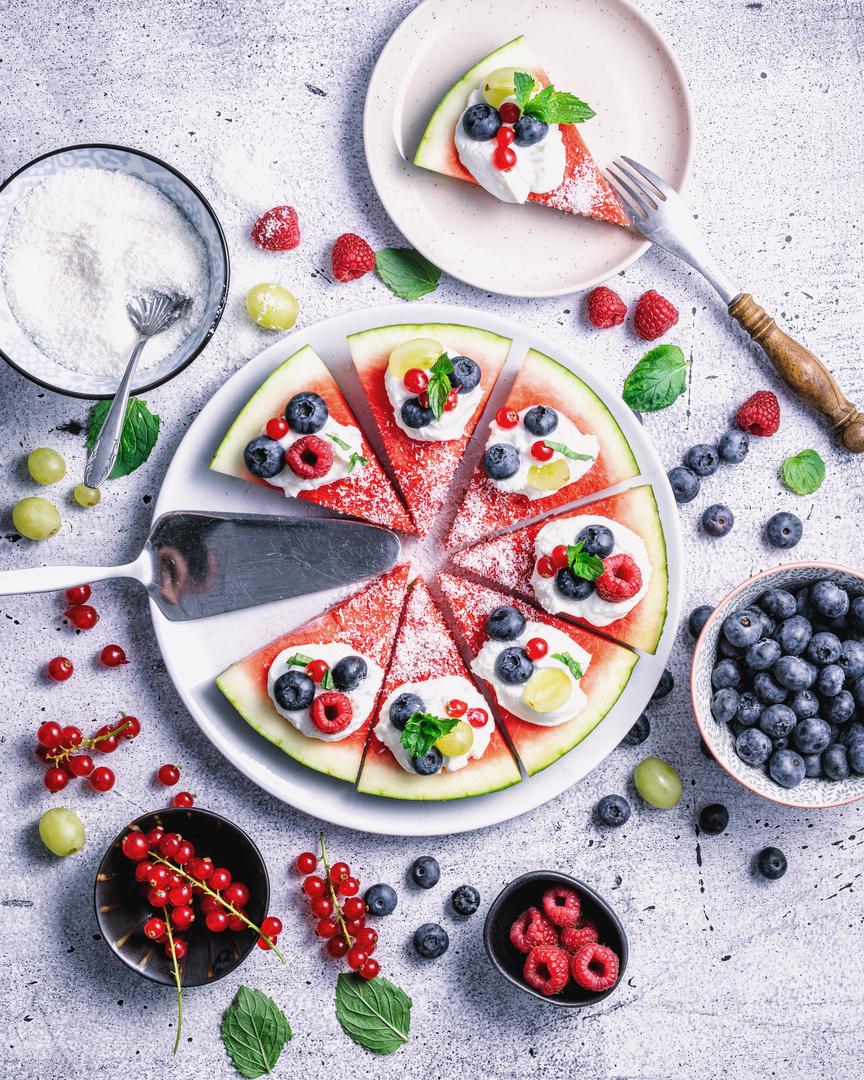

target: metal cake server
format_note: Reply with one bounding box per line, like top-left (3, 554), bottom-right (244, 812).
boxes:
top-left (607, 156), bottom-right (864, 453)
top-left (0, 511), bottom-right (402, 621)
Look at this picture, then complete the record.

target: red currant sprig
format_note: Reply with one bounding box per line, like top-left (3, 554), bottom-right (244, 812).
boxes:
top-left (36, 715), bottom-right (137, 792)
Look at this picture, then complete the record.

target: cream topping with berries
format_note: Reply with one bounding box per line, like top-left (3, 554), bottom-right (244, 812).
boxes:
top-left (483, 406), bottom-right (598, 499)
top-left (385, 347), bottom-right (484, 443)
top-left (264, 417), bottom-right (366, 497)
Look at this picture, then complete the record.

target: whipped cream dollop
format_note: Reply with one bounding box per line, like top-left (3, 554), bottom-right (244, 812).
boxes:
top-left (264, 417), bottom-right (365, 497)
top-left (384, 348), bottom-right (483, 443)
top-left (483, 406), bottom-right (598, 499)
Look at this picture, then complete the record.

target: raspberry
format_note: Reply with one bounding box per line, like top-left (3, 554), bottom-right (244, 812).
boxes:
top-left (633, 289), bottom-right (679, 341)
top-left (332, 233), bottom-right (376, 282)
top-left (310, 692), bottom-right (353, 734)
top-left (523, 945), bottom-right (571, 996)
top-left (509, 907), bottom-right (558, 952)
top-left (286, 435), bottom-right (333, 479)
top-left (541, 885), bottom-right (580, 928)
top-left (736, 390), bottom-right (780, 437)
top-left (595, 553), bottom-right (643, 603)
top-left (560, 925), bottom-right (600, 952)
top-left (586, 286), bottom-right (627, 329)
top-left (251, 206), bottom-right (300, 251)
top-left (570, 943), bottom-right (620, 992)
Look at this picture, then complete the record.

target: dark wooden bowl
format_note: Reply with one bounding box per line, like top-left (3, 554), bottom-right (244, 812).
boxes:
top-left (483, 870), bottom-right (628, 1007)
top-left (94, 807), bottom-right (269, 986)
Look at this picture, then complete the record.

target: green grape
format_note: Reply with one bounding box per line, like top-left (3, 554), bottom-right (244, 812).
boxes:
top-left (12, 497), bottom-right (61, 540)
top-left (435, 721), bottom-right (474, 757)
top-left (246, 283), bottom-right (299, 331)
top-left (39, 807), bottom-right (86, 856)
top-left (28, 447), bottom-right (66, 484)
top-left (634, 756), bottom-right (682, 808)
top-left (482, 66), bottom-right (539, 108)
top-left (74, 483), bottom-right (101, 508)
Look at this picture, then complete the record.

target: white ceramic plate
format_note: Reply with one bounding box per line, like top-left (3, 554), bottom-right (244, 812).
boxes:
top-left (364, 0), bottom-right (693, 297)
top-left (151, 302), bottom-right (682, 835)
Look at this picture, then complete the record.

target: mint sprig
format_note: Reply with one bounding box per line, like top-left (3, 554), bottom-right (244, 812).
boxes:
top-left (400, 711), bottom-right (459, 759)
top-left (544, 441), bottom-right (595, 463)
top-left (553, 652), bottom-right (584, 681)
top-left (513, 70), bottom-right (595, 125)
top-left (782, 449), bottom-right (825, 495)
top-left (222, 986), bottom-right (291, 1077)
top-left (86, 397), bottom-right (160, 478)
top-left (426, 354), bottom-right (455, 421)
top-left (566, 541), bottom-right (605, 581)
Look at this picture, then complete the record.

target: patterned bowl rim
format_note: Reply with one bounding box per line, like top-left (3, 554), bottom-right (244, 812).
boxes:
top-left (0, 142), bottom-right (231, 400)
top-left (690, 560), bottom-right (864, 810)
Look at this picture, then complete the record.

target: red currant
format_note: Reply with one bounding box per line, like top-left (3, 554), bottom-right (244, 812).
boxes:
top-left (190, 858), bottom-right (214, 881)
top-left (316, 918), bottom-right (338, 939)
top-left (146, 827), bottom-right (164, 845)
top-left (199, 895), bottom-right (222, 915)
top-left (173, 791), bottom-right (194, 808)
top-left (341, 897), bottom-right (366, 921)
top-left (327, 936), bottom-right (349, 958)
top-left (224, 882), bottom-right (250, 907)
top-left (417, 390), bottom-right (430, 408)
top-left (296, 852), bottom-right (317, 875)
top-left (43, 767), bottom-right (68, 793)
top-left (47, 657), bottom-right (73, 682)
top-left (403, 368), bottom-right (429, 394)
top-left (344, 917), bottom-right (365, 936)
top-left (339, 877), bottom-right (360, 897)
top-left (227, 909), bottom-right (248, 932)
top-left (265, 417), bottom-right (289, 440)
top-left (171, 905), bottom-right (195, 931)
top-left (536, 556), bottom-right (556, 579)
top-left (305, 658), bottom-right (330, 684)
top-left (61, 725), bottom-right (83, 748)
top-left (168, 884), bottom-right (192, 907)
top-left (330, 862), bottom-right (350, 885)
top-left (310, 894), bottom-right (333, 919)
top-left (94, 726), bottom-right (118, 754)
top-left (355, 926), bottom-right (378, 952)
top-left (121, 833), bottom-right (150, 860)
top-left (210, 867), bottom-right (231, 891)
top-left (148, 865), bottom-right (169, 889)
top-left (147, 887), bottom-right (169, 907)
top-left (37, 721), bottom-right (63, 749)
top-left (445, 698), bottom-right (467, 718)
top-left (205, 910), bottom-right (229, 933)
top-left (174, 841), bottom-right (195, 865)
top-left (100, 645), bottom-right (128, 668)
top-left (158, 764), bottom-right (180, 786)
top-left (159, 833), bottom-right (182, 857)
top-left (257, 934), bottom-right (277, 950)
top-left (346, 946), bottom-right (367, 971)
top-left (303, 876), bottom-right (326, 898)
top-left (165, 938), bottom-right (187, 959)
top-left (531, 440), bottom-right (554, 462)
top-left (360, 957), bottom-right (380, 980)
top-left (525, 637), bottom-right (549, 661)
top-left (499, 101), bottom-right (521, 124)
top-left (495, 407), bottom-right (519, 429)
top-left (496, 125), bottom-right (515, 146)
top-left (64, 584), bottom-right (91, 606)
top-left (261, 916), bottom-right (283, 937)
top-left (144, 917), bottom-right (166, 940)
top-left (64, 605), bottom-right (99, 630)
top-left (467, 708), bottom-right (489, 729)
top-left (35, 745), bottom-right (53, 763)
top-left (551, 545), bottom-right (570, 569)
top-left (444, 389), bottom-right (459, 412)
top-left (493, 146), bottom-right (517, 170)
top-left (135, 860), bottom-right (155, 882)
top-left (166, 871), bottom-right (184, 890)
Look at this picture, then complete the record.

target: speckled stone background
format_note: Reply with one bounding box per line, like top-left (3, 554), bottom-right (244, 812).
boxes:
top-left (2, 1), bottom-right (864, 1077)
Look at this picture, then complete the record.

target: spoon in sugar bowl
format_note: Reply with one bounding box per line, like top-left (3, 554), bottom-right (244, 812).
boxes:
top-left (84, 291), bottom-right (191, 489)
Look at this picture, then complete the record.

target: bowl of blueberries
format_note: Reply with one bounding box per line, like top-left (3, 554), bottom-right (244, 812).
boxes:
top-left (691, 561), bottom-right (864, 808)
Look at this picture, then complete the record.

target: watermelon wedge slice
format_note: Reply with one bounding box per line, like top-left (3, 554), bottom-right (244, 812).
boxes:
top-left (215, 564), bottom-right (409, 782)
top-left (438, 572), bottom-right (638, 776)
top-left (210, 343), bottom-right (415, 534)
top-left (348, 323), bottom-right (511, 537)
top-left (414, 36), bottom-right (628, 228)
top-left (446, 347), bottom-right (639, 547)
top-left (451, 485), bottom-right (669, 654)
top-left (357, 577), bottom-right (521, 800)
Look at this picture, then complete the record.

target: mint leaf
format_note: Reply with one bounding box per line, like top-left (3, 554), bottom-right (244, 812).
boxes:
top-left (544, 441), bottom-right (595, 463)
top-left (285, 652), bottom-right (312, 667)
top-left (335, 973), bottom-right (411, 1054)
top-left (513, 70), bottom-right (536, 113)
top-left (567, 541), bottom-right (605, 581)
top-left (375, 248), bottom-right (441, 301)
top-left (86, 397), bottom-right (160, 478)
top-left (782, 449), bottom-right (825, 495)
top-left (400, 711), bottom-right (459, 759)
top-left (327, 432), bottom-right (351, 451)
top-left (321, 666), bottom-right (335, 690)
top-left (523, 84), bottom-right (595, 125)
top-left (222, 986), bottom-right (291, 1077)
top-left (426, 354), bottom-right (454, 421)
top-left (348, 451), bottom-right (369, 473)
top-left (553, 652), bottom-right (584, 681)
top-left (622, 345), bottom-right (689, 412)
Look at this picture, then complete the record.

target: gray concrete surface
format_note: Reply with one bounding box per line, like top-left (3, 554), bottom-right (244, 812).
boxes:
top-left (2, 0), bottom-right (864, 1077)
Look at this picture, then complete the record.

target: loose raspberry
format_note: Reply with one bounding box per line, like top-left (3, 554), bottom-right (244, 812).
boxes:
top-left (332, 233), bottom-right (376, 282)
top-left (252, 206), bottom-right (300, 251)
top-left (509, 907), bottom-right (558, 953)
top-left (542, 885), bottom-right (580, 928)
top-left (570, 943), bottom-right (620, 992)
top-left (310, 692), bottom-right (353, 734)
top-left (595, 553), bottom-right (643, 603)
top-left (286, 435), bottom-right (333, 479)
top-left (586, 286), bottom-right (627, 329)
top-left (736, 390), bottom-right (780, 437)
top-left (523, 945), bottom-right (571, 996)
top-left (633, 289), bottom-right (679, 341)
top-left (560, 925), bottom-right (600, 953)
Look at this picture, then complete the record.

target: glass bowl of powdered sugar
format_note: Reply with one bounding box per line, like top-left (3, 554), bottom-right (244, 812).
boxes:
top-left (0, 144), bottom-right (229, 398)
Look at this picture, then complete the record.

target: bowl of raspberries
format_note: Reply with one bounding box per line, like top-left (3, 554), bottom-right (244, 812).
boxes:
top-left (691, 561), bottom-right (864, 808)
top-left (483, 871), bottom-right (627, 1006)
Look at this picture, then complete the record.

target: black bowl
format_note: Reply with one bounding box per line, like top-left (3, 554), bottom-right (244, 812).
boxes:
top-left (483, 870), bottom-right (628, 1007)
top-left (94, 808), bottom-right (269, 987)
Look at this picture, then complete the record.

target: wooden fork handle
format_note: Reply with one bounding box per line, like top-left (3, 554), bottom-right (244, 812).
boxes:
top-left (728, 294), bottom-right (864, 453)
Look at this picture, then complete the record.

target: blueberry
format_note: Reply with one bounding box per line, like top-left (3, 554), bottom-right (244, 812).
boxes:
top-left (712, 687), bottom-right (739, 723)
top-left (389, 692), bottom-right (425, 731)
top-left (667, 466), bottom-right (700, 504)
top-left (555, 568), bottom-right (596, 601)
top-left (699, 803), bottom-right (729, 834)
top-left (792, 717), bottom-right (831, 754)
top-left (272, 669), bottom-right (315, 710)
top-left (495, 646), bottom-right (534, 684)
top-left (753, 608), bottom-right (776, 639)
top-left (816, 664), bottom-right (844, 698)
top-left (826, 722), bottom-right (840, 743)
top-left (851, 597), bottom-right (864, 631)
top-left (765, 511), bottom-right (803, 549)
top-left (451, 885), bottom-right (481, 916)
top-left (839, 640), bottom-right (864, 680)
top-left (802, 752), bottom-right (823, 778)
top-left (449, 356), bottom-right (481, 393)
top-left (773, 736), bottom-right (790, 752)
top-left (413, 922), bottom-right (449, 959)
top-left (576, 524), bottom-right (615, 558)
top-left (512, 115), bottom-right (548, 146)
top-left (461, 103), bottom-right (501, 141)
top-left (689, 605), bottom-right (715, 637)
top-left (410, 856), bottom-right (440, 888)
top-left (717, 429), bottom-right (749, 464)
top-left (736, 691), bottom-right (764, 727)
top-left (684, 444), bottom-right (720, 476)
top-left (810, 581), bottom-right (850, 619)
top-left (702, 503), bottom-right (735, 538)
top-left (412, 748), bottom-right (443, 774)
top-left (596, 794), bottom-right (631, 827)
top-left (364, 883), bottom-right (398, 916)
top-left (761, 589), bottom-right (798, 620)
top-left (789, 689), bottom-right (820, 719)
top-left (773, 615), bottom-right (812, 656)
top-left (523, 406), bottom-right (558, 436)
top-left (723, 610), bottom-right (763, 649)
top-left (852, 677), bottom-right (864, 709)
top-left (848, 739), bottom-right (864, 774)
top-left (795, 587), bottom-right (818, 620)
top-left (402, 398), bottom-right (435, 428)
top-left (621, 713), bottom-right (650, 745)
top-left (486, 605), bottom-right (526, 641)
top-left (754, 672), bottom-right (787, 704)
top-left (745, 638), bottom-right (782, 671)
top-left (736, 727), bottom-right (773, 765)
top-left (773, 655), bottom-right (815, 691)
top-left (331, 655), bottom-right (367, 692)
top-left (760, 703), bottom-right (797, 739)
top-left (719, 636), bottom-right (744, 659)
top-left (769, 748), bottom-right (806, 788)
top-left (823, 690), bottom-right (856, 725)
top-left (806, 632), bottom-right (842, 666)
top-left (482, 443), bottom-right (520, 480)
top-left (285, 391), bottom-right (328, 434)
top-left (730, 718), bottom-right (748, 740)
top-left (823, 743), bottom-right (850, 780)
top-left (700, 737), bottom-right (716, 760)
top-left (757, 846), bottom-right (788, 879)
top-left (653, 668), bottom-right (674, 699)
top-left (712, 659), bottom-right (741, 690)
top-left (839, 722), bottom-right (864, 748)
top-left (243, 435), bottom-right (285, 479)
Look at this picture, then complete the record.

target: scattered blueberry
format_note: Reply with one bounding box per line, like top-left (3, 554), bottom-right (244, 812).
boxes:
top-left (736, 727), bottom-right (773, 766)
top-left (702, 503), bottom-right (735, 538)
top-left (243, 435), bottom-right (285, 479)
top-left (773, 655), bottom-right (815, 691)
top-left (462, 103), bottom-right (501, 141)
top-left (745, 637), bottom-right (782, 671)
top-left (685, 444), bottom-right (720, 476)
top-left (653, 668), bottom-right (674, 699)
top-left (412, 747), bottom-right (443, 775)
top-left (596, 794), bottom-right (631, 827)
top-left (555, 568), bottom-right (596, 600)
top-left (486, 606), bottom-right (526, 641)
top-left (364, 883), bottom-right (398, 916)
top-left (402, 398), bottom-right (435, 428)
top-left (769, 748), bottom-right (806, 788)
top-left (513, 115), bottom-right (548, 146)
top-left (762, 589), bottom-right (798, 620)
top-left (765, 511), bottom-right (803, 549)
top-left (735, 691), bottom-right (764, 727)
top-left (823, 690), bottom-right (856, 724)
top-left (754, 608), bottom-right (777, 638)
top-left (753, 672), bottom-right (788, 705)
top-left (759, 703), bottom-right (797, 739)
top-left (523, 406), bottom-right (558, 436)
top-left (621, 712), bottom-right (650, 746)
top-left (712, 687), bottom-right (740, 723)
top-left (712, 659), bottom-right (741, 689)
top-left (576, 523), bottom-right (615, 558)
top-left (816, 664), bottom-right (845, 698)
top-left (451, 885), bottom-right (481, 916)
top-left (791, 717), bottom-right (832, 754)
top-left (839, 640), bottom-right (864, 679)
top-left (699, 803), bottom-right (729, 834)
top-left (285, 391), bottom-right (328, 434)
top-left (272, 669), bottom-right (315, 711)
top-left (689, 605), bottom-right (715, 638)
top-left (667, 466), bottom-right (700, 504)
top-left (723, 610), bottom-right (763, 649)
top-left (789, 689), bottom-right (820, 719)
top-left (717, 429), bottom-right (749, 464)
top-left (700, 737), bottom-right (716, 760)
top-left (773, 615), bottom-right (813, 656)
top-left (495, 646), bottom-right (535, 684)
top-left (823, 744), bottom-right (850, 781)
top-left (810, 581), bottom-right (850, 619)
top-left (805, 632), bottom-right (842, 666)
top-left (413, 922), bottom-right (449, 959)
top-left (331, 655), bottom-right (367, 692)
top-left (410, 856), bottom-right (440, 889)
top-left (482, 443), bottom-right (520, 480)
top-left (390, 692), bottom-right (426, 731)
top-left (757, 846), bottom-right (788, 879)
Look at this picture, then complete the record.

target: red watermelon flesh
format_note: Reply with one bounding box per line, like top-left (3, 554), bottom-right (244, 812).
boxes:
top-left (215, 564), bottom-right (410, 782)
top-left (357, 576), bottom-right (521, 800)
top-left (450, 485), bottom-right (669, 654)
top-left (438, 572), bottom-right (638, 776)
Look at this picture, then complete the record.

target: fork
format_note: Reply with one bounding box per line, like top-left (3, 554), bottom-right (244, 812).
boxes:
top-left (607, 156), bottom-right (864, 453)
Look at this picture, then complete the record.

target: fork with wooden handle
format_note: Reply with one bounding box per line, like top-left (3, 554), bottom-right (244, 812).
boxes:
top-left (607, 156), bottom-right (864, 453)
